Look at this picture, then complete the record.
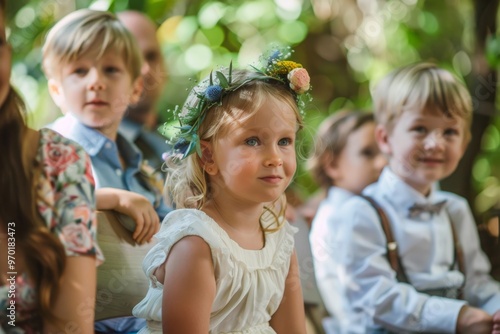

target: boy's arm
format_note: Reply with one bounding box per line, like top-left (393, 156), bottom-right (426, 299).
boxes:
top-left (95, 187), bottom-right (121, 210)
top-left (96, 188), bottom-right (160, 244)
top-left (449, 196), bottom-right (500, 313)
top-left (335, 196), bottom-right (466, 333)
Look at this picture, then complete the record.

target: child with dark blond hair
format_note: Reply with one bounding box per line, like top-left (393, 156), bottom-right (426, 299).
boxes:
top-left (308, 110), bottom-right (386, 333)
top-left (314, 63), bottom-right (500, 333)
top-left (41, 9), bottom-right (172, 333)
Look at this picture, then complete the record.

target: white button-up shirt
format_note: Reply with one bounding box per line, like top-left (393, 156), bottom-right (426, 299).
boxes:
top-left (311, 167), bottom-right (500, 333)
top-left (310, 186), bottom-right (365, 333)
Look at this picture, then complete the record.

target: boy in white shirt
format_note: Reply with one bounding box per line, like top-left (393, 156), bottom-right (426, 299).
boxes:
top-left (313, 62), bottom-right (500, 333)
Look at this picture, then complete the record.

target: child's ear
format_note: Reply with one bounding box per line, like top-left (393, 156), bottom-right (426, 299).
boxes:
top-left (129, 76), bottom-right (143, 105)
top-left (375, 124), bottom-right (392, 155)
top-left (48, 79), bottom-right (65, 108)
top-left (322, 153), bottom-right (341, 183)
top-left (200, 140), bottom-right (218, 175)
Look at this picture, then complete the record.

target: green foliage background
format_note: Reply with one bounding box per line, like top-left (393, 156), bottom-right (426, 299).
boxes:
top-left (6, 0), bottom-right (500, 215)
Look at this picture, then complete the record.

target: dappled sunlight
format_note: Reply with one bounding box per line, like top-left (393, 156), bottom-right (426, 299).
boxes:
top-left (5, 0), bottom-right (499, 214)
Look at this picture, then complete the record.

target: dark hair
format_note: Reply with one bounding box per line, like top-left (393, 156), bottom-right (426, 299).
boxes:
top-left (0, 2), bottom-right (65, 325)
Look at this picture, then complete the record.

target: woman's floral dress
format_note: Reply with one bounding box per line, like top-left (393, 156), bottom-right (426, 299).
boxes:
top-left (0, 128), bottom-right (104, 333)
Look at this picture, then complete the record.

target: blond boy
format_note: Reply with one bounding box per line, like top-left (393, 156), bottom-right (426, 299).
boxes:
top-left (314, 63), bottom-right (500, 333)
top-left (42, 9), bottom-right (171, 333)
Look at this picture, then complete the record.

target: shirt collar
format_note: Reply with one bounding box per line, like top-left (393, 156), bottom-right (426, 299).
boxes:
top-left (49, 114), bottom-right (143, 166)
top-left (115, 133), bottom-right (143, 169)
top-left (327, 186), bottom-right (355, 206)
top-left (375, 167), bottom-right (446, 214)
top-left (49, 114), bottom-right (108, 156)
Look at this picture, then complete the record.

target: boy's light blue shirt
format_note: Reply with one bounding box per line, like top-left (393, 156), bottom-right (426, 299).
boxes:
top-left (48, 114), bottom-right (170, 333)
top-left (47, 113), bottom-right (171, 220)
top-left (119, 118), bottom-right (171, 173)
top-left (311, 167), bottom-right (500, 333)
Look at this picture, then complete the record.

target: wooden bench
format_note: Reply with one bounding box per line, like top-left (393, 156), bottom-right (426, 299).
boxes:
top-left (95, 211), bottom-right (156, 321)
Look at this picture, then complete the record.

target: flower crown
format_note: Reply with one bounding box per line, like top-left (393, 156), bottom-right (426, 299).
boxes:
top-left (163, 48), bottom-right (312, 160)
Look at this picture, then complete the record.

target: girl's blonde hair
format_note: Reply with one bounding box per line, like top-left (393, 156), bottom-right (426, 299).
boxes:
top-left (166, 69), bottom-right (304, 227)
top-left (42, 9), bottom-right (142, 80)
top-left (307, 110), bottom-right (374, 188)
top-left (372, 62), bottom-right (472, 141)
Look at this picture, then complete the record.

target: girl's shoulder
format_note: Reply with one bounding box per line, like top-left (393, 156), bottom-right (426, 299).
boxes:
top-left (142, 209), bottom-right (222, 282)
top-left (156, 209), bottom-right (297, 260)
top-left (37, 128), bottom-right (91, 182)
top-left (39, 127), bottom-right (85, 149)
top-left (160, 208), bottom-right (214, 229)
top-left (156, 209), bottom-right (224, 246)
top-left (38, 127), bottom-right (88, 161)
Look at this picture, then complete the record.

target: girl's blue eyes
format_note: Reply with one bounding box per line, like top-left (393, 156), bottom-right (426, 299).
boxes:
top-left (244, 138), bottom-right (292, 146)
top-left (246, 138), bottom-right (259, 146)
top-left (278, 138), bottom-right (292, 146)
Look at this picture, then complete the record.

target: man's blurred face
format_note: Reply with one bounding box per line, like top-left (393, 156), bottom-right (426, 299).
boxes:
top-left (119, 11), bottom-right (167, 124)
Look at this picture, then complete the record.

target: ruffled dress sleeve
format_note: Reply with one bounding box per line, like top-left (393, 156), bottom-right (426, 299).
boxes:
top-left (36, 128), bottom-right (104, 264)
top-left (133, 209), bottom-right (298, 334)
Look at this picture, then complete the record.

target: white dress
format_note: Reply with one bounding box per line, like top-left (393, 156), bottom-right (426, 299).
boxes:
top-left (132, 209), bottom-right (297, 334)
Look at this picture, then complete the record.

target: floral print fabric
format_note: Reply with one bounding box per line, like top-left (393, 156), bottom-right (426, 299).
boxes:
top-left (0, 128), bottom-right (103, 333)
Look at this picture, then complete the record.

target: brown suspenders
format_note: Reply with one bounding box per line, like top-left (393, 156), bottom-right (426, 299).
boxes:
top-left (448, 218), bottom-right (466, 299)
top-left (360, 195), bottom-right (466, 299)
top-left (361, 195), bottom-right (410, 284)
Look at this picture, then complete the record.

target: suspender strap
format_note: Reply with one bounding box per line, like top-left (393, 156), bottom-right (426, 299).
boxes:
top-left (446, 213), bottom-right (466, 300)
top-left (361, 195), bottom-right (466, 300)
top-left (360, 195), bottom-right (410, 284)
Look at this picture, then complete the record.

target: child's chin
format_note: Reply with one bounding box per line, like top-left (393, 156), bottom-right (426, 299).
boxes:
top-left (82, 119), bottom-right (111, 128)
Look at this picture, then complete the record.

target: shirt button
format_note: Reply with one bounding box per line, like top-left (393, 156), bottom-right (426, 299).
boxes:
top-left (105, 142), bottom-right (112, 149)
top-left (115, 169), bottom-right (122, 176)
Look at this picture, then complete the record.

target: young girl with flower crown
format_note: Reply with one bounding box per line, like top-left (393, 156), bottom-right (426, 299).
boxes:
top-left (132, 52), bottom-right (310, 333)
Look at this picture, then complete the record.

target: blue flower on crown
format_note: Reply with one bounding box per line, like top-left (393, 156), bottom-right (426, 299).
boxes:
top-left (268, 50), bottom-right (281, 65)
top-left (173, 137), bottom-right (189, 152)
top-left (162, 50), bottom-right (312, 161)
top-left (205, 85), bottom-right (223, 102)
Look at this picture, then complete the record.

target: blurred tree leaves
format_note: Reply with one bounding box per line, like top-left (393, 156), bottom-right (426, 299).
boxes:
top-left (486, 35), bottom-right (500, 68)
top-left (6, 0), bottom-right (500, 214)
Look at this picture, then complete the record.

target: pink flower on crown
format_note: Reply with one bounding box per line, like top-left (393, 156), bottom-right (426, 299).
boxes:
top-left (287, 68), bottom-right (310, 94)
